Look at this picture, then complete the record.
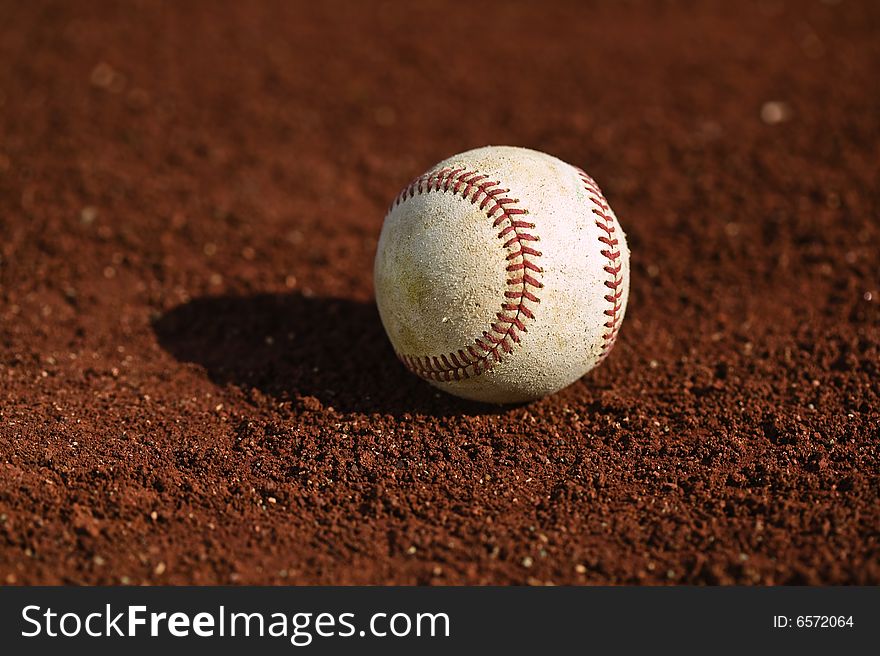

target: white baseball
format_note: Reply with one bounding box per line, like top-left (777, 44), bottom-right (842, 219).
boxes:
top-left (374, 145), bottom-right (630, 403)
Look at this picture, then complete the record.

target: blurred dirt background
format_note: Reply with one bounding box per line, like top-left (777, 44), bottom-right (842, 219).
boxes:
top-left (0, 0), bottom-right (878, 584)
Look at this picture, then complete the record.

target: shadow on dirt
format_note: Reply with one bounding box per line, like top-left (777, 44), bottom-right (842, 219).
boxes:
top-left (153, 293), bottom-right (505, 417)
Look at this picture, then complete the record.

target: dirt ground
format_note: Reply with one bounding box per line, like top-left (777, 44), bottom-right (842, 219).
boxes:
top-left (1, 0), bottom-right (878, 585)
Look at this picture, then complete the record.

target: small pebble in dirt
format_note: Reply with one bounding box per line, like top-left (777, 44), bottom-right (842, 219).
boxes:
top-left (760, 101), bottom-right (791, 124)
top-left (90, 62), bottom-right (115, 88)
top-left (90, 62), bottom-right (126, 93)
top-left (80, 206), bottom-right (98, 224)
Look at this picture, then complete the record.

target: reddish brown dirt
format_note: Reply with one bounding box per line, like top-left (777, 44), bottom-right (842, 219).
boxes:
top-left (1, 1), bottom-right (878, 585)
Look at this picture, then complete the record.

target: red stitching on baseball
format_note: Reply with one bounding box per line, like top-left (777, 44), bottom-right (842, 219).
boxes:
top-left (577, 168), bottom-right (624, 360)
top-left (391, 167), bottom-right (543, 382)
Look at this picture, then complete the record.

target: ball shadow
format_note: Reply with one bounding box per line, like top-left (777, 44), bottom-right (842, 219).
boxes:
top-left (152, 293), bottom-right (504, 417)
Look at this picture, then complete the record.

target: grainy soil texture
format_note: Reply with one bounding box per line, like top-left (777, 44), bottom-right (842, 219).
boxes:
top-left (1, 0), bottom-right (878, 585)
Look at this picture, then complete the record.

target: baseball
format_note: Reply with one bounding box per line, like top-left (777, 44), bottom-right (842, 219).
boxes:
top-left (374, 146), bottom-right (630, 403)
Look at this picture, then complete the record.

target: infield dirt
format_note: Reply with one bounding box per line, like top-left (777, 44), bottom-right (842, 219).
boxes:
top-left (0, 0), bottom-right (878, 584)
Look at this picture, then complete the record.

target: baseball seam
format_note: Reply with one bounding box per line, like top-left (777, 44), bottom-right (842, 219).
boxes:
top-left (390, 167), bottom-right (543, 382)
top-left (577, 168), bottom-right (623, 359)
